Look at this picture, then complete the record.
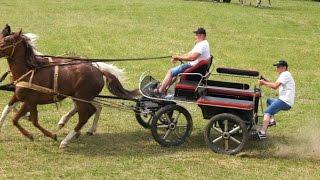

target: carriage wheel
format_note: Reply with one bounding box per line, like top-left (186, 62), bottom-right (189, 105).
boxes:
top-left (204, 113), bottom-right (248, 155)
top-left (135, 99), bottom-right (153, 129)
top-left (151, 104), bottom-right (193, 147)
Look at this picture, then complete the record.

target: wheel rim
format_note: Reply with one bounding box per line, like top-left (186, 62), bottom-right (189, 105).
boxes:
top-left (155, 110), bottom-right (188, 143)
top-left (209, 118), bottom-right (244, 153)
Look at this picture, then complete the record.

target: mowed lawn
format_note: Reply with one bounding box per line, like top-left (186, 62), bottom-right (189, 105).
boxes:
top-left (0, 0), bottom-right (319, 179)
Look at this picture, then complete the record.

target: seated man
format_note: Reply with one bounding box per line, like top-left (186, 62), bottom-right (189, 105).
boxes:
top-left (153, 27), bottom-right (211, 96)
top-left (258, 60), bottom-right (296, 139)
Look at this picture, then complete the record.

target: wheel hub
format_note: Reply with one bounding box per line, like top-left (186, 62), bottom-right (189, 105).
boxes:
top-left (222, 132), bottom-right (230, 139)
top-left (169, 123), bottom-right (176, 130)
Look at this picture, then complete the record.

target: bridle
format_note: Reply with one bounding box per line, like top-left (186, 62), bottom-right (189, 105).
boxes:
top-left (0, 38), bottom-right (23, 58)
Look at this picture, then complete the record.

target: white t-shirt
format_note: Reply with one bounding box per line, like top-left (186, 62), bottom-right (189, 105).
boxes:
top-left (276, 71), bottom-right (295, 107)
top-left (188, 40), bottom-right (211, 66)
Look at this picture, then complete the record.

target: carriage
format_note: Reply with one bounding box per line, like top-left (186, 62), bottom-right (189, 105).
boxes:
top-left (135, 56), bottom-right (263, 155)
top-left (0, 54), bottom-right (263, 154)
top-left (0, 55), bottom-right (263, 154)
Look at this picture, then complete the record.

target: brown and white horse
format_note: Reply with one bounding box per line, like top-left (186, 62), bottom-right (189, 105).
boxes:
top-left (0, 25), bottom-right (137, 148)
top-left (0, 25), bottom-right (121, 136)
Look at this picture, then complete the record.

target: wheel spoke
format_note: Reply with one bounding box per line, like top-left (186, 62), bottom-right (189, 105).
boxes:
top-left (225, 139), bottom-right (229, 151)
top-left (174, 129), bottom-right (182, 139)
top-left (229, 126), bottom-right (241, 135)
top-left (159, 116), bottom-right (167, 123)
top-left (157, 124), bottom-right (169, 129)
top-left (163, 129), bottom-right (172, 140)
top-left (173, 112), bottom-right (181, 123)
top-left (212, 126), bottom-right (223, 134)
top-left (212, 136), bottom-right (223, 144)
top-left (176, 125), bottom-right (187, 128)
top-left (230, 136), bottom-right (241, 144)
top-left (224, 120), bottom-right (228, 132)
top-left (165, 114), bottom-right (173, 124)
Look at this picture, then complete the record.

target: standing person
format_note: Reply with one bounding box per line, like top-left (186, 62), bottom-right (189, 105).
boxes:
top-left (258, 60), bottom-right (295, 139)
top-left (153, 27), bottom-right (211, 96)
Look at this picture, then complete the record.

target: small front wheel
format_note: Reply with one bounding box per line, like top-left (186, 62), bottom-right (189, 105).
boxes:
top-left (151, 104), bottom-right (193, 147)
top-left (135, 100), bottom-right (152, 129)
top-left (204, 113), bottom-right (248, 155)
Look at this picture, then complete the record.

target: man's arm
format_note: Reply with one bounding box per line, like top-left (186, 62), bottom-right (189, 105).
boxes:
top-left (259, 80), bottom-right (281, 89)
top-left (172, 52), bottom-right (200, 63)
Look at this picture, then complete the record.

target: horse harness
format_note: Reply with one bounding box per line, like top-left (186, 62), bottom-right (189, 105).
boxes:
top-left (0, 39), bottom-right (23, 58)
top-left (14, 60), bottom-right (60, 103)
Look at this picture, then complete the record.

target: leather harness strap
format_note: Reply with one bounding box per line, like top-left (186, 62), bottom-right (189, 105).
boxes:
top-left (48, 57), bottom-right (53, 63)
top-left (54, 66), bottom-right (59, 93)
top-left (14, 65), bottom-right (60, 103)
top-left (16, 81), bottom-right (54, 94)
top-left (53, 66), bottom-right (59, 102)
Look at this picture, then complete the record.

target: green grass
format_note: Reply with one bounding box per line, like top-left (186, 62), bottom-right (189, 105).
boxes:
top-left (0, 0), bottom-right (319, 179)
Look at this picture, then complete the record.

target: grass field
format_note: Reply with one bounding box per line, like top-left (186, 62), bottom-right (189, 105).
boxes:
top-left (0, 0), bottom-right (319, 179)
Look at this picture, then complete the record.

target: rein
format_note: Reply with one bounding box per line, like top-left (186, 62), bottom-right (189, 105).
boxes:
top-left (36, 55), bottom-right (172, 62)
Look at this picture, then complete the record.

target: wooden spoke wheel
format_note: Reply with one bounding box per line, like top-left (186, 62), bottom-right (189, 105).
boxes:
top-left (204, 113), bottom-right (248, 155)
top-left (151, 104), bottom-right (193, 147)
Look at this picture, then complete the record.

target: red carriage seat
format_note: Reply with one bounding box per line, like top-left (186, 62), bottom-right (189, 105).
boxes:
top-left (181, 55), bottom-right (213, 81)
top-left (174, 55), bottom-right (214, 97)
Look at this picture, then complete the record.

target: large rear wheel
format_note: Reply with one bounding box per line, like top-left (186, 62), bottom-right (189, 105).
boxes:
top-left (204, 113), bottom-right (248, 155)
top-left (151, 104), bottom-right (193, 147)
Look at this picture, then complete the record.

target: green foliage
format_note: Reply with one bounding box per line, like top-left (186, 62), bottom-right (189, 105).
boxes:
top-left (0, 0), bottom-right (319, 179)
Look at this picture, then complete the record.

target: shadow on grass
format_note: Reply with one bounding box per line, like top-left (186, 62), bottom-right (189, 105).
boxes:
top-left (60, 129), bottom-right (209, 158)
top-left (28, 128), bottom-right (319, 163)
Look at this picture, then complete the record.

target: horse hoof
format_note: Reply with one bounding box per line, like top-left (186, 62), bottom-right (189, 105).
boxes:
top-left (86, 132), bottom-right (93, 136)
top-left (57, 124), bottom-right (64, 130)
top-left (75, 132), bottom-right (81, 139)
top-left (28, 134), bottom-right (34, 141)
top-left (59, 142), bottom-right (67, 149)
top-left (52, 134), bottom-right (58, 141)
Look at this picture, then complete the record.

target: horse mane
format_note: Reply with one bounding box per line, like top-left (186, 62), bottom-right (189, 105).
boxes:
top-left (20, 35), bottom-right (42, 68)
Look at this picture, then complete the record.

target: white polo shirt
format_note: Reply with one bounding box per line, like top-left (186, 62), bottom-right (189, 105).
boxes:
top-left (188, 40), bottom-right (211, 66)
top-left (276, 71), bottom-right (296, 107)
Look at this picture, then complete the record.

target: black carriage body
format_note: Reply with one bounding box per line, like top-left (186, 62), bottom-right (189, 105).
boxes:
top-left (139, 56), bottom-right (263, 154)
top-left (174, 77), bottom-right (261, 123)
top-left (197, 79), bottom-right (261, 122)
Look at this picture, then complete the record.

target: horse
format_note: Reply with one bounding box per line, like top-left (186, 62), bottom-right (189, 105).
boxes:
top-left (256, 0), bottom-right (271, 7)
top-left (0, 25), bottom-right (137, 148)
top-left (238, 0), bottom-right (271, 7)
top-left (0, 26), bottom-right (120, 135)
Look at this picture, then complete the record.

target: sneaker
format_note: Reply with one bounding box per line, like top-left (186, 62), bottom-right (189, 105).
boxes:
top-left (258, 131), bottom-right (267, 140)
top-left (268, 121), bottom-right (276, 127)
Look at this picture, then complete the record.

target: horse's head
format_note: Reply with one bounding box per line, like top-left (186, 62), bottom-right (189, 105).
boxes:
top-left (0, 27), bottom-right (23, 58)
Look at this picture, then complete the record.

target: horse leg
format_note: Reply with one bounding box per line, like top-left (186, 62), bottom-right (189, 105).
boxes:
top-left (57, 102), bottom-right (78, 129)
top-left (268, 0), bottom-right (271, 7)
top-left (0, 95), bottom-right (20, 132)
top-left (29, 105), bottom-right (57, 141)
top-left (87, 103), bottom-right (102, 136)
top-left (12, 102), bottom-right (34, 140)
top-left (256, 0), bottom-right (261, 7)
top-left (12, 104), bottom-right (31, 121)
top-left (60, 101), bottom-right (96, 148)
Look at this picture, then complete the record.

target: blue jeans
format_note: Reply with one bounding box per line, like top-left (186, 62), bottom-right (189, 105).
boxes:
top-left (170, 63), bottom-right (191, 77)
top-left (264, 98), bottom-right (291, 116)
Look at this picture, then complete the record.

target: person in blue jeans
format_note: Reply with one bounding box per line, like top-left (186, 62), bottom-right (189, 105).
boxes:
top-left (153, 27), bottom-right (211, 96)
top-left (258, 60), bottom-right (295, 139)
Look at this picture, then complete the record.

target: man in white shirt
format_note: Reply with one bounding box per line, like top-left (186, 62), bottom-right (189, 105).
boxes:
top-left (154, 27), bottom-right (211, 96)
top-left (258, 60), bottom-right (296, 139)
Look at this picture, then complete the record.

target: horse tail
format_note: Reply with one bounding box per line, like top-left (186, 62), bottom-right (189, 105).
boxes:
top-left (93, 62), bottom-right (139, 99)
